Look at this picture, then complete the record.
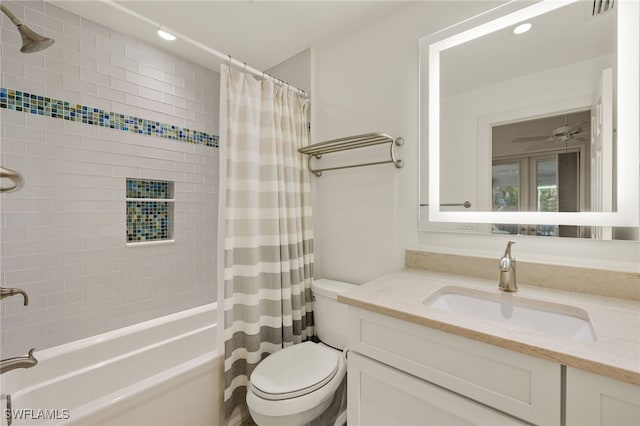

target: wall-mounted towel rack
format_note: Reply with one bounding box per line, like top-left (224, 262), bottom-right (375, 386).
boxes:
top-left (298, 133), bottom-right (404, 177)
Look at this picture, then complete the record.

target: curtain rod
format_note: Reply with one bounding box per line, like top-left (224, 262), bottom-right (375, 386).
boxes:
top-left (101, 0), bottom-right (310, 99)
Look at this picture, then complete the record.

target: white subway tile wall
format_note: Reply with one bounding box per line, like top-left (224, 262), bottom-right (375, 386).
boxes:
top-left (0, 0), bottom-right (219, 357)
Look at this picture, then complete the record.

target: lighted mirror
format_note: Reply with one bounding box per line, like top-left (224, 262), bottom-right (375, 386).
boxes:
top-left (419, 0), bottom-right (639, 236)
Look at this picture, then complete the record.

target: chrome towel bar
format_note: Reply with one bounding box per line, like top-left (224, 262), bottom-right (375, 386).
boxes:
top-left (0, 166), bottom-right (23, 192)
top-left (298, 133), bottom-right (404, 177)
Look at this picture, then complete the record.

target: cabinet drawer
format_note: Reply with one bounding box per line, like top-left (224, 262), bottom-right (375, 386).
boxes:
top-left (348, 307), bottom-right (561, 425)
top-left (348, 351), bottom-right (527, 426)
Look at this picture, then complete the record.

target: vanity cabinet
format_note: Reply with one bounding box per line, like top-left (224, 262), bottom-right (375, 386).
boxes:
top-left (348, 351), bottom-right (527, 425)
top-left (347, 307), bottom-right (561, 426)
top-left (566, 367), bottom-right (640, 426)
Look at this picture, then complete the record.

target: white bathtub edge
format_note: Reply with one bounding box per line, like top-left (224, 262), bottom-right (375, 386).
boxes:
top-left (36, 303), bottom-right (217, 361)
top-left (11, 323), bottom-right (217, 400)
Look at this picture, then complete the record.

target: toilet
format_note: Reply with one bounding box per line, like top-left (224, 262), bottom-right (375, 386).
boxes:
top-left (246, 278), bottom-right (355, 426)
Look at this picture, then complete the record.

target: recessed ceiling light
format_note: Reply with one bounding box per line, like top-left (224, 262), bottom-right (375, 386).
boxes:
top-left (156, 28), bottom-right (176, 41)
top-left (513, 23), bottom-right (532, 35)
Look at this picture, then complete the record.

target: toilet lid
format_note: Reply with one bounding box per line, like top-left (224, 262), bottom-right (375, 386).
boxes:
top-left (250, 342), bottom-right (340, 401)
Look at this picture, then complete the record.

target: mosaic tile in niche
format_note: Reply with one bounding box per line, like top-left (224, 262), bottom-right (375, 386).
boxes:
top-left (127, 179), bottom-right (170, 199)
top-left (126, 201), bottom-right (170, 242)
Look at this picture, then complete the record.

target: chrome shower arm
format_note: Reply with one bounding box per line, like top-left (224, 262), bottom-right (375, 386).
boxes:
top-left (0, 4), bottom-right (23, 27)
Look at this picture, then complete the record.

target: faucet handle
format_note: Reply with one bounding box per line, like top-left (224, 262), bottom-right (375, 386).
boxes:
top-left (499, 241), bottom-right (516, 271)
top-left (503, 241), bottom-right (516, 259)
top-left (499, 256), bottom-right (511, 271)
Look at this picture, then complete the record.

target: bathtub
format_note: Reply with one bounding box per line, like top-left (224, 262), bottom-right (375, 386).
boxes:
top-left (1, 303), bottom-right (222, 426)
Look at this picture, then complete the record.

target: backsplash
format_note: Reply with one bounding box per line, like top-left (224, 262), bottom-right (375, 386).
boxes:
top-left (406, 250), bottom-right (640, 301)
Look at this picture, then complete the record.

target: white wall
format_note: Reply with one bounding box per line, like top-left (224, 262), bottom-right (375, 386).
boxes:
top-left (266, 48), bottom-right (311, 93)
top-left (311, 1), bottom-right (640, 284)
top-left (0, 1), bottom-right (219, 357)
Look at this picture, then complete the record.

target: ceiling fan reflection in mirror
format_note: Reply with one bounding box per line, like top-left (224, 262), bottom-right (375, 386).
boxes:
top-left (512, 115), bottom-right (589, 144)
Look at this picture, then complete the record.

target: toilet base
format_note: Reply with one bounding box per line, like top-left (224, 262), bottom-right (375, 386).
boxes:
top-left (310, 376), bottom-right (347, 426)
top-left (248, 396), bottom-right (333, 426)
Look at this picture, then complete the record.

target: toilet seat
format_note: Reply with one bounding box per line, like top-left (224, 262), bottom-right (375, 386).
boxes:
top-left (250, 342), bottom-right (339, 400)
top-left (246, 342), bottom-right (347, 421)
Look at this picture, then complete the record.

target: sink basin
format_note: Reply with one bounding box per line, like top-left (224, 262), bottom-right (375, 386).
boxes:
top-left (423, 286), bottom-right (596, 343)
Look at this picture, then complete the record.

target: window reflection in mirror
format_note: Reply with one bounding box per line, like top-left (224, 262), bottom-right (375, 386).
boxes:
top-left (491, 111), bottom-right (589, 237)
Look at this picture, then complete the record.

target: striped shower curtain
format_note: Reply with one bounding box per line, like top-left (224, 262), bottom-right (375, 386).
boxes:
top-left (219, 66), bottom-right (314, 419)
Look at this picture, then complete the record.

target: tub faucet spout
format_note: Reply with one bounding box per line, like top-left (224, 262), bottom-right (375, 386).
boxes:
top-left (498, 241), bottom-right (517, 292)
top-left (0, 348), bottom-right (38, 375)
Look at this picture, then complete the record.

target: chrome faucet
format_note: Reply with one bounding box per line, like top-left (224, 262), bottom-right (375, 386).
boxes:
top-left (498, 241), bottom-right (517, 292)
top-left (0, 287), bottom-right (29, 305)
top-left (0, 348), bottom-right (38, 375)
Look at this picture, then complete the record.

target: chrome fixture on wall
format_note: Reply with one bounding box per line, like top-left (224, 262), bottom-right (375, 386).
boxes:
top-left (0, 4), bottom-right (55, 53)
top-left (0, 286), bottom-right (35, 378)
top-left (0, 166), bottom-right (23, 192)
top-left (0, 287), bottom-right (29, 305)
top-left (298, 133), bottom-right (404, 177)
top-left (0, 348), bottom-right (38, 375)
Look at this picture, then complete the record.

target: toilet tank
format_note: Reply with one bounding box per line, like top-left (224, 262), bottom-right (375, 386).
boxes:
top-left (311, 279), bottom-right (357, 350)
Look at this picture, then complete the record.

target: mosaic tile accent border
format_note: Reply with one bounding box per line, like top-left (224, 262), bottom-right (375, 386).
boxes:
top-left (0, 87), bottom-right (218, 148)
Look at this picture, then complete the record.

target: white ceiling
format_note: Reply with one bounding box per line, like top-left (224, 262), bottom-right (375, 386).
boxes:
top-left (49, 0), bottom-right (408, 74)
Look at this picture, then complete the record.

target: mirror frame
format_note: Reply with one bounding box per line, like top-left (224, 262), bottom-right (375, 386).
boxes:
top-left (424, 0), bottom-right (639, 226)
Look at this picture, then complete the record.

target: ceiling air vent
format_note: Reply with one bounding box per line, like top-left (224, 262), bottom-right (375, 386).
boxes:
top-left (592, 0), bottom-right (615, 16)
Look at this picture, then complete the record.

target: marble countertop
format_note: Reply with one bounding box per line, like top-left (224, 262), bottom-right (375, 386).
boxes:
top-left (337, 268), bottom-right (640, 385)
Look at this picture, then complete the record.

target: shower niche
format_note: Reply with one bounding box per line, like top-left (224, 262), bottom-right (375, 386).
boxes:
top-left (126, 178), bottom-right (175, 245)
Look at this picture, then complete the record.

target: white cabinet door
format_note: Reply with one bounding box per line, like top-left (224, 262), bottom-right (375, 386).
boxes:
top-left (566, 367), bottom-right (640, 426)
top-left (348, 351), bottom-right (527, 426)
top-left (348, 307), bottom-right (561, 425)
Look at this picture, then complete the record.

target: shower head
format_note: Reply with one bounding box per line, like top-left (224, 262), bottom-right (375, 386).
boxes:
top-left (1, 4), bottom-right (55, 53)
top-left (16, 22), bottom-right (55, 53)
